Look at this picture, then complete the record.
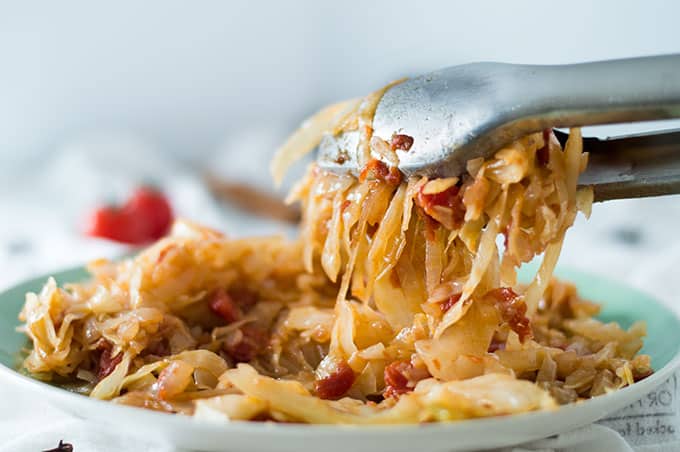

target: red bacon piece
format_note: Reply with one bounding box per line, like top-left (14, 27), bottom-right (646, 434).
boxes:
top-left (315, 361), bottom-right (356, 400)
top-left (440, 293), bottom-right (462, 313)
top-left (390, 134), bottom-right (414, 152)
top-left (415, 183), bottom-right (466, 230)
top-left (358, 159), bottom-right (402, 185)
top-left (209, 289), bottom-right (241, 323)
top-left (97, 342), bottom-right (123, 380)
top-left (485, 287), bottom-right (532, 342)
top-left (224, 324), bottom-right (269, 363)
top-left (383, 360), bottom-right (430, 399)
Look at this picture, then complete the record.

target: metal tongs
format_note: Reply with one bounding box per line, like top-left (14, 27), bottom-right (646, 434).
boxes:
top-left (317, 55), bottom-right (680, 201)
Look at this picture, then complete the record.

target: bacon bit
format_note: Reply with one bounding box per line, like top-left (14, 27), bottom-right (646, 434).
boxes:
top-left (487, 287), bottom-right (518, 303)
top-left (391, 134), bottom-right (414, 151)
top-left (383, 360), bottom-right (430, 399)
top-left (315, 361), bottom-right (355, 400)
top-left (224, 324), bottom-right (269, 363)
top-left (209, 289), bottom-right (241, 323)
top-left (415, 182), bottom-right (466, 230)
top-left (385, 169), bottom-right (402, 185)
top-left (358, 159), bottom-right (402, 185)
top-left (97, 342), bottom-right (123, 380)
top-left (341, 200), bottom-right (352, 212)
top-left (440, 293), bottom-right (462, 313)
top-left (384, 361), bottom-right (410, 397)
top-left (486, 288), bottom-right (532, 342)
top-left (536, 129), bottom-right (552, 167)
top-left (359, 159), bottom-right (386, 182)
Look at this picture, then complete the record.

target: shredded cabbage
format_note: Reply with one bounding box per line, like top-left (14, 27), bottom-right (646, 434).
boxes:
top-left (18, 79), bottom-right (653, 424)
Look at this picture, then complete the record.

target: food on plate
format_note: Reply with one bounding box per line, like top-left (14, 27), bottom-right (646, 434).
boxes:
top-left (19, 81), bottom-right (652, 424)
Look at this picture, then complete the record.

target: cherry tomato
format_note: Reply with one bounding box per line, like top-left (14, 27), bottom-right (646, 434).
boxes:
top-left (124, 187), bottom-right (174, 239)
top-left (85, 186), bottom-right (174, 245)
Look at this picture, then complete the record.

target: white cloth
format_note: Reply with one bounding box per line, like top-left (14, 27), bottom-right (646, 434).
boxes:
top-left (2, 132), bottom-right (680, 451)
top-left (0, 389), bottom-right (173, 451)
top-left (502, 425), bottom-right (633, 452)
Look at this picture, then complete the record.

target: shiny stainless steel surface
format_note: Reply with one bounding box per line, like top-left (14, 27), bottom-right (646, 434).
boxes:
top-left (317, 55), bottom-right (680, 201)
top-left (558, 130), bottom-right (680, 202)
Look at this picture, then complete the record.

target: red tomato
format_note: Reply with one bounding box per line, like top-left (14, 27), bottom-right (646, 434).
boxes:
top-left (85, 207), bottom-right (146, 244)
top-left (124, 187), bottom-right (174, 239)
top-left (85, 186), bottom-right (174, 245)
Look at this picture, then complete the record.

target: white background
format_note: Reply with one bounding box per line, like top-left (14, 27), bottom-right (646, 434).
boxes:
top-left (2, 0), bottom-right (680, 165)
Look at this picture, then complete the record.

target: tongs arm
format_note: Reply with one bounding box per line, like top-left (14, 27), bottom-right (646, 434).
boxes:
top-left (369, 55), bottom-right (680, 177)
top-left (556, 130), bottom-right (680, 202)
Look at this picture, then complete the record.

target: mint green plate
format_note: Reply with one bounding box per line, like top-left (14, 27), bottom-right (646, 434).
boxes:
top-left (1, 265), bottom-right (679, 452)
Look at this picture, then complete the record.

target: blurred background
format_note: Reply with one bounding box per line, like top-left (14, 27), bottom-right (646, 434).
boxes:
top-left (1, 0), bottom-right (680, 303)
